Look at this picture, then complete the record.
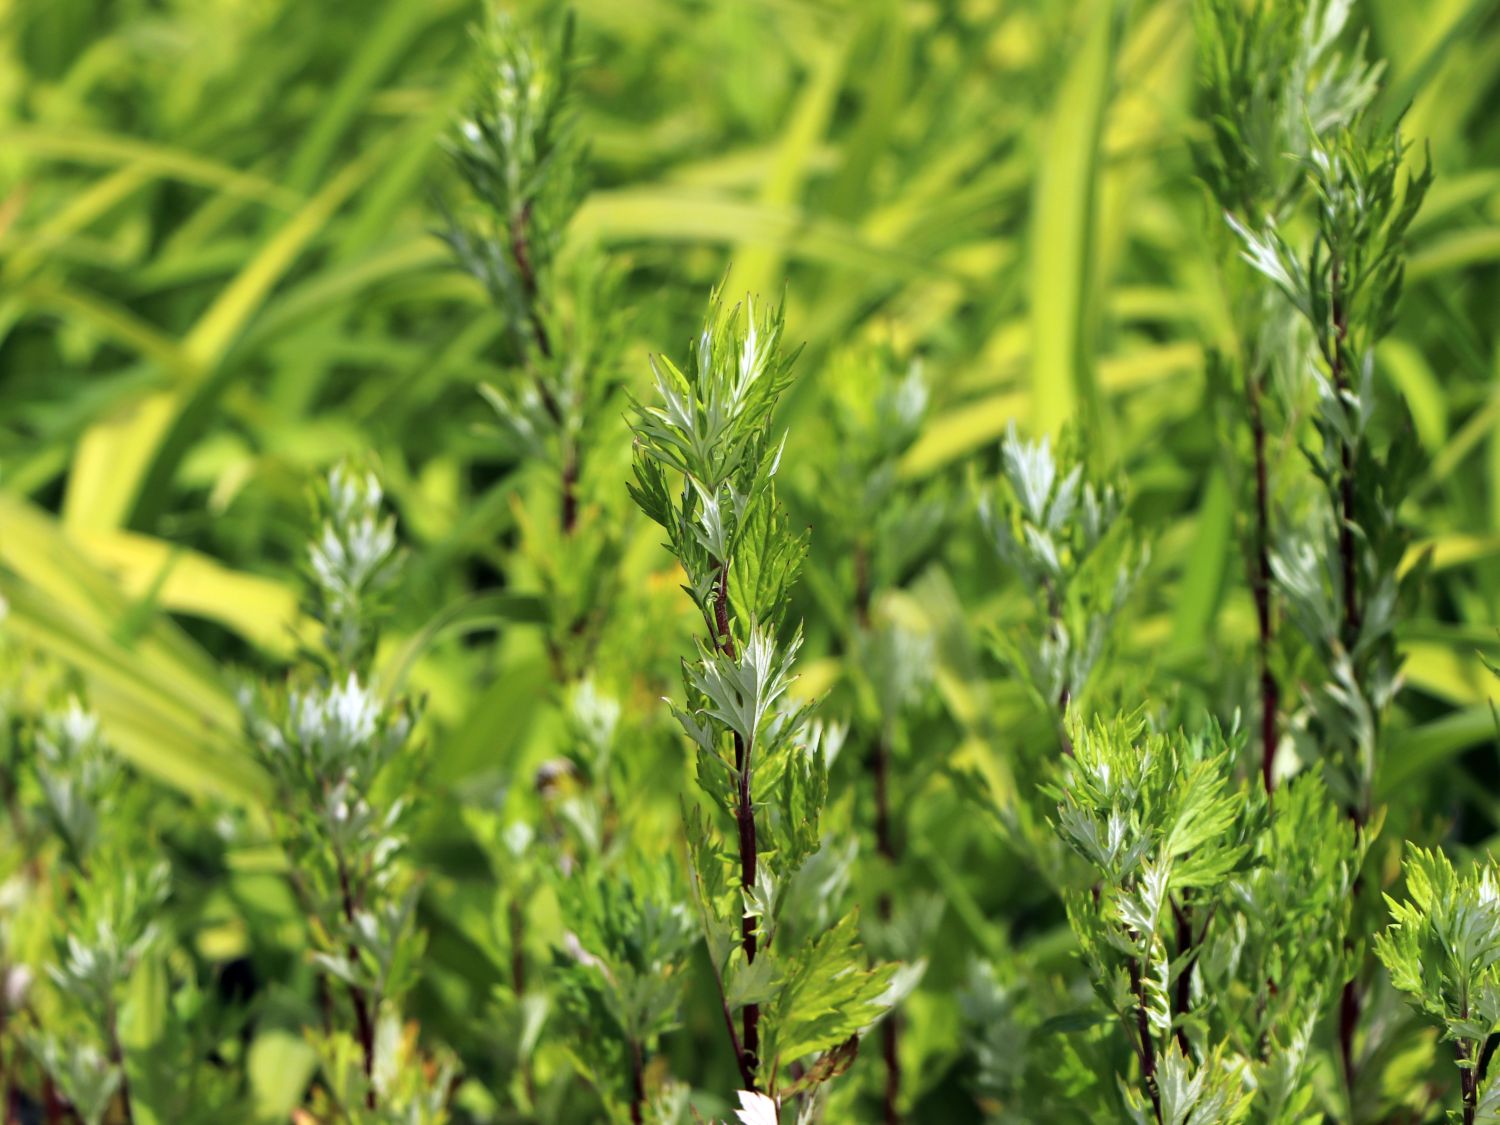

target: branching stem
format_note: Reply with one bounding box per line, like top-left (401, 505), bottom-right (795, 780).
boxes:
top-left (1128, 956), bottom-right (1162, 1124)
top-left (105, 998), bottom-right (134, 1125)
top-left (629, 1037), bottom-right (646, 1125)
top-left (508, 200), bottom-right (579, 534)
top-left (1459, 1034), bottom-right (1477, 1125)
top-left (856, 542), bottom-right (903, 1123)
top-left (1170, 898), bottom-right (1195, 1060)
top-left (334, 845), bottom-right (376, 1108)
top-left (715, 558), bottom-right (761, 1086)
top-left (1041, 573), bottom-right (1074, 757)
top-left (698, 880), bottom-right (755, 1091)
top-left (1322, 257), bottom-right (1372, 1103)
top-left (1246, 364), bottom-right (1279, 793)
top-left (1324, 258), bottom-right (1361, 655)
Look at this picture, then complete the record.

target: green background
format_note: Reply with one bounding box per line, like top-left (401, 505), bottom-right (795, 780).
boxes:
top-left (4, 0), bottom-right (1500, 1116)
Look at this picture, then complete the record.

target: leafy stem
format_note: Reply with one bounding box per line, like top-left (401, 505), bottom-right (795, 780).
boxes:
top-left (1246, 362), bottom-right (1279, 794)
top-left (507, 201), bottom-right (579, 537)
top-left (691, 857), bottom-right (754, 1092)
top-left (104, 997), bottom-right (133, 1125)
top-left (1128, 954), bottom-right (1162, 1124)
top-left (628, 1037), bottom-right (645, 1125)
top-left (333, 838), bottom-right (377, 1107)
top-left (1325, 257), bottom-right (1361, 659)
top-left (715, 556), bottom-right (763, 1084)
top-left (871, 729), bottom-right (900, 1119)
top-left (509, 201), bottom-right (554, 366)
top-left (1459, 1019), bottom-right (1477, 1125)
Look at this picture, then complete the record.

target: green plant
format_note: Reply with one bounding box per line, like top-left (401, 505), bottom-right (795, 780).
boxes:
top-left (23, 704), bottom-right (169, 1125)
top-left (1195, 0), bottom-right (1387, 795)
top-left (795, 342), bottom-right (943, 1122)
top-left (979, 423), bottom-right (1144, 753)
top-left (631, 291), bottom-right (896, 1116)
top-left (440, 11), bottom-right (677, 1118)
top-left (1377, 846), bottom-right (1500, 1124)
top-left (1195, 5), bottom-right (1434, 1117)
top-left (241, 465), bottom-right (455, 1119)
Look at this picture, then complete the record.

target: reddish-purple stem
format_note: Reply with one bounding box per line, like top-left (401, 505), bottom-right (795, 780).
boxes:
top-left (1246, 366), bottom-right (1279, 793)
top-left (715, 560), bottom-right (761, 1086)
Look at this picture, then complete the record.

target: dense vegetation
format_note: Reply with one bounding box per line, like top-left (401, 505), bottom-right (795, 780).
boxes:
top-left (4, 0), bottom-right (1500, 1121)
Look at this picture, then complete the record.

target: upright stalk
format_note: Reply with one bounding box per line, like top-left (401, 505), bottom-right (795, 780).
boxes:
top-left (1226, 122), bottom-right (1430, 1111)
top-left (1380, 849), bottom-right (1500, 1124)
top-left (1128, 957), bottom-right (1162, 1124)
top-left (1170, 899), bottom-right (1195, 1059)
top-left (1459, 1029), bottom-right (1477, 1125)
top-left (445, 12), bottom-right (592, 544)
top-left (715, 562), bottom-right (761, 1080)
top-left (1325, 259), bottom-right (1365, 1104)
top-left (632, 292), bottom-right (895, 1109)
top-left (1327, 265), bottom-right (1362, 658)
top-left (628, 1038), bottom-right (646, 1125)
top-left (333, 842), bottom-right (376, 1102)
top-left (855, 543), bottom-right (903, 1123)
top-left (508, 203), bottom-right (578, 537)
top-left (105, 1000), bottom-right (134, 1125)
top-left (1246, 366), bottom-right (1279, 794)
top-left (979, 426), bottom-right (1138, 762)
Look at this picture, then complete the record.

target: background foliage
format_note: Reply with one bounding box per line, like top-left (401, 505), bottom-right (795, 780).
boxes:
top-left (4, 0), bottom-right (1500, 1121)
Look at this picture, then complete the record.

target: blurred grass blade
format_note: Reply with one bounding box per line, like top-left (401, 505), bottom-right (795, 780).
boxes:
top-left (732, 34), bottom-right (850, 296)
top-left (63, 391), bottom-right (180, 534)
top-left (1375, 0), bottom-right (1499, 132)
top-left (381, 591), bottom-right (550, 702)
top-left (17, 281), bottom-right (193, 381)
top-left (571, 188), bottom-right (939, 278)
top-left (434, 657), bottom-right (551, 782)
top-left (1167, 467), bottom-right (1232, 659)
top-left (1029, 1), bottom-right (1116, 437)
top-left (183, 153), bottom-right (377, 373)
top-left (284, 0), bottom-right (443, 192)
top-left (1380, 338), bottom-right (1448, 453)
top-left (0, 493), bottom-right (262, 799)
top-left (1381, 707), bottom-right (1499, 796)
top-left (62, 152), bottom-right (379, 533)
top-left (75, 528), bottom-right (304, 656)
top-left (0, 125), bottom-right (299, 209)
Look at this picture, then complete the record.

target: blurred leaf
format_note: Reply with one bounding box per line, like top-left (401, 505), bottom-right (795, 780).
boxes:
top-left (75, 528), bottom-right (303, 656)
top-left (0, 491), bottom-right (261, 799)
top-left (1167, 467), bottom-right (1232, 659)
top-left (62, 150), bottom-right (380, 534)
top-left (248, 1030), bottom-right (318, 1121)
top-left (1029, 1), bottom-right (1116, 436)
top-left (0, 126), bottom-right (300, 209)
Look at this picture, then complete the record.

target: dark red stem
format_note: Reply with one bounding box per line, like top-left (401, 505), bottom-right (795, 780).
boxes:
top-left (1246, 366), bottom-right (1279, 793)
top-left (335, 851), bottom-right (376, 1108)
top-left (1327, 262), bottom-right (1361, 654)
top-left (629, 1038), bottom-right (646, 1125)
top-left (1129, 957), bottom-right (1162, 1123)
top-left (106, 1001), bottom-right (134, 1125)
top-left (1171, 899), bottom-right (1194, 1059)
top-left (881, 1015), bottom-right (902, 1125)
top-left (1459, 1029), bottom-right (1477, 1125)
top-left (856, 543), bottom-right (903, 1120)
top-left (714, 559), bottom-right (761, 1086)
top-left (508, 202), bottom-right (578, 535)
